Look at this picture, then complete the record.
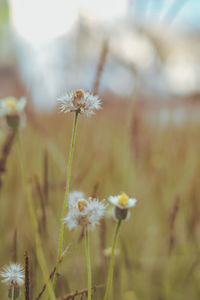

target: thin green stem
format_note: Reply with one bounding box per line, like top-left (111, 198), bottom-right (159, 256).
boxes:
top-left (103, 220), bottom-right (122, 300)
top-left (85, 227), bottom-right (92, 300)
top-left (16, 132), bottom-right (56, 300)
top-left (52, 112), bottom-right (79, 289)
top-left (11, 284), bottom-right (15, 300)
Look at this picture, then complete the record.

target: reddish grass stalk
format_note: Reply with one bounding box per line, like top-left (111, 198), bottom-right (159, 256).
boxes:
top-left (93, 41), bottom-right (108, 95)
top-left (43, 149), bottom-right (49, 205)
top-left (0, 131), bottom-right (15, 189)
top-left (168, 196), bottom-right (180, 255)
top-left (59, 285), bottom-right (103, 300)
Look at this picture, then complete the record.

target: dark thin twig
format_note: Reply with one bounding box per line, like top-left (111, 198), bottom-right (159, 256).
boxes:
top-left (35, 248), bottom-right (68, 300)
top-left (168, 196), bottom-right (180, 255)
top-left (24, 251), bottom-right (30, 300)
top-left (0, 131), bottom-right (15, 189)
top-left (59, 284), bottom-right (104, 300)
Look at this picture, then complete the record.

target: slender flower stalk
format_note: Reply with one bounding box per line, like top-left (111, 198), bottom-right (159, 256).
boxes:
top-left (104, 193), bottom-right (137, 300)
top-left (16, 132), bottom-right (56, 300)
top-left (53, 90), bottom-right (101, 289)
top-left (52, 111), bottom-right (79, 289)
top-left (64, 196), bottom-right (106, 300)
top-left (11, 284), bottom-right (15, 300)
top-left (85, 227), bottom-right (92, 300)
top-left (103, 220), bottom-right (121, 300)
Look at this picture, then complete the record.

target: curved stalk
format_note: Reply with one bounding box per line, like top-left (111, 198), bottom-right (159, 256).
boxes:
top-left (52, 111), bottom-right (79, 289)
top-left (103, 220), bottom-right (122, 300)
top-left (85, 227), bottom-right (92, 300)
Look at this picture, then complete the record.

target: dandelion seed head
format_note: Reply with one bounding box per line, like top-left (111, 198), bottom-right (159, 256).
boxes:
top-left (58, 90), bottom-right (101, 116)
top-left (64, 197), bottom-right (106, 230)
top-left (0, 263), bottom-right (24, 286)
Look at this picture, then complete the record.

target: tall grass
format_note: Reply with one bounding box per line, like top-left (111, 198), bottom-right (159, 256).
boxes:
top-left (0, 98), bottom-right (199, 299)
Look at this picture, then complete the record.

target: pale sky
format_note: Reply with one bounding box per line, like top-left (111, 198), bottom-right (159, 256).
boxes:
top-left (131, 0), bottom-right (200, 30)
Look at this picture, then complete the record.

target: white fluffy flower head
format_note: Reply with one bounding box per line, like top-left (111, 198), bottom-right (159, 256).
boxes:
top-left (0, 97), bottom-right (26, 117)
top-left (108, 193), bottom-right (137, 210)
top-left (64, 197), bottom-right (106, 230)
top-left (68, 191), bottom-right (85, 207)
top-left (58, 90), bottom-right (101, 116)
top-left (0, 263), bottom-right (24, 286)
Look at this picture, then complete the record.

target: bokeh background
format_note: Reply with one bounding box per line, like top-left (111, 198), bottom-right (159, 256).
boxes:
top-left (0, 0), bottom-right (200, 299)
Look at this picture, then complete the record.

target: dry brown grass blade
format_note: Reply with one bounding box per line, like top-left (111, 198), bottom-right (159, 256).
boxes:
top-left (43, 149), bottom-right (49, 205)
top-left (58, 284), bottom-right (104, 300)
top-left (11, 230), bottom-right (17, 262)
top-left (35, 248), bottom-right (69, 300)
top-left (93, 40), bottom-right (108, 95)
top-left (33, 175), bottom-right (47, 234)
top-left (24, 251), bottom-right (31, 300)
top-left (168, 196), bottom-right (180, 255)
top-left (0, 131), bottom-right (15, 189)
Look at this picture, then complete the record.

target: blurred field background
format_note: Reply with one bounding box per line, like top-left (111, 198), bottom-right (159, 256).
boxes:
top-left (0, 0), bottom-right (200, 299)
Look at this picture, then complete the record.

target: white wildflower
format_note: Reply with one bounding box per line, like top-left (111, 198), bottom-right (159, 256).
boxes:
top-left (108, 193), bottom-right (137, 210)
top-left (0, 263), bottom-right (24, 286)
top-left (0, 97), bottom-right (26, 117)
top-left (58, 90), bottom-right (101, 116)
top-left (68, 191), bottom-right (85, 207)
top-left (108, 193), bottom-right (137, 221)
top-left (64, 197), bottom-right (106, 230)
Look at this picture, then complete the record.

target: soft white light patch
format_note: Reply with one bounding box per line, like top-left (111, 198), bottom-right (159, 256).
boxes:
top-left (10, 0), bottom-right (78, 45)
top-left (164, 53), bottom-right (197, 94)
top-left (79, 0), bottom-right (128, 22)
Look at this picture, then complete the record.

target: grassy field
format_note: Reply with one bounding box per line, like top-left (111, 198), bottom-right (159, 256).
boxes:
top-left (0, 97), bottom-right (200, 300)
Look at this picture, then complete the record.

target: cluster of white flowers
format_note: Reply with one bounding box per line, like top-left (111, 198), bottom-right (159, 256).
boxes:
top-left (58, 90), bottom-right (101, 116)
top-left (64, 196), bottom-right (106, 230)
top-left (0, 263), bottom-right (24, 286)
top-left (0, 97), bottom-right (26, 117)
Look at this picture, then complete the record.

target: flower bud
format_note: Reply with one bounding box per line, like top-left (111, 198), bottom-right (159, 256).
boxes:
top-left (114, 206), bottom-right (129, 220)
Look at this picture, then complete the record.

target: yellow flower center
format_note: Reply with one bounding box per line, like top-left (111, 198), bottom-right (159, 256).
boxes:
top-left (74, 90), bottom-right (84, 100)
top-left (73, 90), bottom-right (84, 109)
top-left (6, 99), bottom-right (17, 110)
top-left (78, 200), bottom-right (87, 212)
top-left (118, 193), bottom-right (129, 207)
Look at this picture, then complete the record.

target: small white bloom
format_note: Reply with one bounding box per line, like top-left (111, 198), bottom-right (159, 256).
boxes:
top-left (0, 263), bottom-right (24, 286)
top-left (0, 97), bottom-right (26, 117)
top-left (108, 193), bottom-right (137, 210)
top-left (103, 247), bottom-right (120, 257)
top-left (68, 191), bottom-right (85, 207)
top-left (64, 197), bottom-right (106, 230)
top-left (58, 90), bottom-right (101, 116)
